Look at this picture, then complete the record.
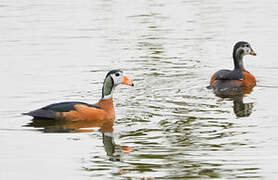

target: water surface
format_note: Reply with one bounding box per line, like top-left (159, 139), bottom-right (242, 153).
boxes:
top-left (1, 0), bottom-right (278, 179)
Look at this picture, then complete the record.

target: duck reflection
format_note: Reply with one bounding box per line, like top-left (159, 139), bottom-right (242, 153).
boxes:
top-left (213, 90), bottom-right (254, 117)
top-left (232, 96), bottom-right (254, 117)
top-left (25, 119), bottom-right (130, 160)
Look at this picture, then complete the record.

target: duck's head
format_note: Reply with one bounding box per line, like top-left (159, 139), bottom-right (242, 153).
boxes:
top-left (233, 41), bottom-right (256, 58)
top-left (233, 41), bottom-right (256, 70)
top-left (102, 70), bottom-right (134, 99)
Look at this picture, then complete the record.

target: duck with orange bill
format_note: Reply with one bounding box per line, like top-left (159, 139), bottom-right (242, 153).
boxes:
top-left (23, 70), bottom-right (134, 121)
top-left (209, 41), bottom-right (257, 95)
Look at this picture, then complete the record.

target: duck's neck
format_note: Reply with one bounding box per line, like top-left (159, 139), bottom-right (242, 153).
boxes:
top-left (233, 51), bottom-right (245, 70)
top-left (98, 97), bottom-right (114, 109)
top-left (102, 76), bottom-right (114, 99)
top-left (100, 75), bottom-right (115, 119)
top-left (102, 93), bottom-right (113, 100)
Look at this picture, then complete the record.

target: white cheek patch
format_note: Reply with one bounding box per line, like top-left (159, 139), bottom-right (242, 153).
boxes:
top-left (243, 47), bottom-right (250, 54)
top-left (120, 75), bottom-right (124, 84)
top-left (237, 47), bottom-right (250, 55)
top-left (116, 75), bottom-right (124, 85)
top-left (111, 73), bottom-right (124, 85)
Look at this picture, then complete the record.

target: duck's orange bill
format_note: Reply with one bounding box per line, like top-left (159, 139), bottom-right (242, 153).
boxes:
top-left (250, 49), bottom-right (256, 56)
top-left (122, 76), bottom-right (134, 86)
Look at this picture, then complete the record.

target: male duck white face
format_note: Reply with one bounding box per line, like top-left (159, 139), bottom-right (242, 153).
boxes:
top-left (102, 70), bottom-right (133, 99)
top-left (110, 70), bottom-right (133, 87)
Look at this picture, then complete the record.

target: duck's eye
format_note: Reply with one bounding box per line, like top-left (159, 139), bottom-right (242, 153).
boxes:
top-left (115, 72), bottom-right (120, 77)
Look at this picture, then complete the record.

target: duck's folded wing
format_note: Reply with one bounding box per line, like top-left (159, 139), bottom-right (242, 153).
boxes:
top-left (213, 69), bottom-right (244, 80)
top-left (42, 102), bottom-right (100, 111)
top-left (23, 102), bottom-right (100, 119)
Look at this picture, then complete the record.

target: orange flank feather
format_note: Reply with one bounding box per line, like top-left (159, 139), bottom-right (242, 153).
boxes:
top-left (241, 71), bottom-right (256, 88)
top-left (210, 74), bottom-right (215, 85)
top-left (57, 98), bottom-right (115, 121)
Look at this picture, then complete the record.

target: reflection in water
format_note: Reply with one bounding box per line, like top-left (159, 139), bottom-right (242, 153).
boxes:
top-left (102, 132), bottom-right (131, 161)
top-left (213, 90), bottom-right (254, 117)
top-left (25, 119), bottom-right (130, 161)
top-left (233, 96), bottom-right (254, 117)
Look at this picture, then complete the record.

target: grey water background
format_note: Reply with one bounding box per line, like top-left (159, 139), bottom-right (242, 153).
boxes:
top-left (1, 0), bottom-right (278, 179)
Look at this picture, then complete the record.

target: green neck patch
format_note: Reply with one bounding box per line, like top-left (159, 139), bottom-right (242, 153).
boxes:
top-left (102, 76), bottom-right (114, 98)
